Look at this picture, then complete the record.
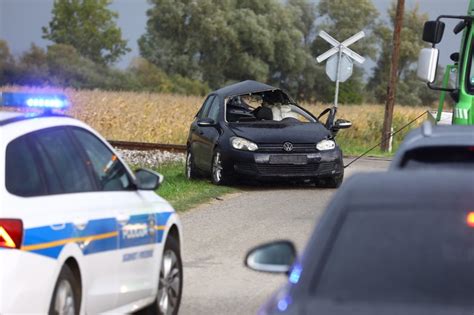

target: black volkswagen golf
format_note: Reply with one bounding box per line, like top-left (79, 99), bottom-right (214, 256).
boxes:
top-left (185, 80), bottom-right (351, 186)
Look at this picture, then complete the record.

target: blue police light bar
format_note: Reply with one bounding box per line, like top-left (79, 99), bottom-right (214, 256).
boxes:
top-left (0, 92), bottom-right (68, 109)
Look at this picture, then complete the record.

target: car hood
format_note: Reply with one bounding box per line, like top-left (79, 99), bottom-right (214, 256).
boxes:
top-left (229, 121), bottom-right (331, 144)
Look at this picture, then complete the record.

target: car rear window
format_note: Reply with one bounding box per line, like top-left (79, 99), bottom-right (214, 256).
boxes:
top-left (313, 209), bottom-right (474, 305)
top-left (400, 146), bottom-right (474, 169)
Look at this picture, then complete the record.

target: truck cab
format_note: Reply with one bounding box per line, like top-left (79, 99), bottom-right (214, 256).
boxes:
top-left (417, 1), bottom-right (474, 125)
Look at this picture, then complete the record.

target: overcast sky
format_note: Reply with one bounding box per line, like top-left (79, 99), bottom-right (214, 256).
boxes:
top-left (0, 0), bottom-right (469, 73)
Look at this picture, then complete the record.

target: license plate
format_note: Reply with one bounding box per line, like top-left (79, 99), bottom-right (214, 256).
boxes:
top-left (269, 155), bottom-right (307, 165)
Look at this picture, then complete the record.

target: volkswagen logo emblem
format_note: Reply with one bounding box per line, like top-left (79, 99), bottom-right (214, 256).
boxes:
top-left (283, 142), bottom-right (293, 152)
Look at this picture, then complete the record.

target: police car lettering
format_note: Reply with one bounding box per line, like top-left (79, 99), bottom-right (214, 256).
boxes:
top-left (122, 223), bottom-right (149, 240)
top-left (122, 249), bottom-right (154, 262)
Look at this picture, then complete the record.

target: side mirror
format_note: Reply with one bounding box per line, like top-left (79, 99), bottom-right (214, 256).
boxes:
top-left (422, 20), bottom-right (445, 44)
top-left (333, 119), bottom-right (352, 130)
top-left (197, 118), bottom-right (216, 127)
top-left (245, 240), bottom-right (296, 274)
top-left (135, 168), bottom-right (163, 190)
top-left (417, 48), bottom-right (439, 83)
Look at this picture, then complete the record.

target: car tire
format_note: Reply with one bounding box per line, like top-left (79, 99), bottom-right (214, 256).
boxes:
top-left (185, 151), bottom-right (199, 180)
top-left (211, 150), bottom-right (231, 185)
top-left (49, 264), bottom-right (81, 315)
top-left (152, 237), bottom-right (183, 315)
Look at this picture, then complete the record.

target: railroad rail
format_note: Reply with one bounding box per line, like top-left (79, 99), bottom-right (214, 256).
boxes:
top-left (108, 140), bottom-right (187, 153)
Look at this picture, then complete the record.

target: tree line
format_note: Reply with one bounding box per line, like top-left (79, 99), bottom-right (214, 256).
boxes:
top-left (0, 0), bottom-right (440, 105)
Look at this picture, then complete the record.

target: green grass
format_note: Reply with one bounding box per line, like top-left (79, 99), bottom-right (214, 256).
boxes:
top-left (152, 162), bottom-right (237, 212)
top-left (340, 144), bottom-right (396, 158)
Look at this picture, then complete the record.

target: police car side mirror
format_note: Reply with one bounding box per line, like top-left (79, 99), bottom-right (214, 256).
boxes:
top-left (245, 240), bottom-right (296, 274)
top-left (135, 168), bottom-right (164, 191)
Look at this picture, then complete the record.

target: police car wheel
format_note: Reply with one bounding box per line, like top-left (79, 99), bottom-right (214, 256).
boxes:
top-left (156, 237), bottom-right (182, 315)
top-left (185, 151), bottom-right (198, 180)
top-left (49, 265), bottom-right (81, 315)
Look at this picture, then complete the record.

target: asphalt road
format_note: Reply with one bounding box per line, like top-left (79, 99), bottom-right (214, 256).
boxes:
top-left (179, 158), bottom-right (390, 315)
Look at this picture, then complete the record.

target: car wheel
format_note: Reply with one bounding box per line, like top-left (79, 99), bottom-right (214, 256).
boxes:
top-left (155, 237), bottom-right (183, 315)
top-left (185, 151), bottom-right (198, 180)
top-left (211, 150), bottom-right (230, 185)
top-left (49, 265), bottom-right (81, 315)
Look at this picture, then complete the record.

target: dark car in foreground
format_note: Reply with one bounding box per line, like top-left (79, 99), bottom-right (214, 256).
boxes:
top-left (186, 80), bottom-right (351, 186)
top-left (390, 122), bottom-right (474, 170)
top-left (245, 171), bottom-right (474, 315)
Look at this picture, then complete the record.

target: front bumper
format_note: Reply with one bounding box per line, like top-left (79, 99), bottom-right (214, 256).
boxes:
top-left (223, 148), bottom-right (343, 179)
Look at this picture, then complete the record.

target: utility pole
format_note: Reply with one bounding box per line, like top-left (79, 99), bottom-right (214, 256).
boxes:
top-left (381, 0), bottom-right (405, 152)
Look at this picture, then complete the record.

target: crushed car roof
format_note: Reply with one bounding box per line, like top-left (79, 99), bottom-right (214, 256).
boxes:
top-left (212, 80), bottom-right (280, 98)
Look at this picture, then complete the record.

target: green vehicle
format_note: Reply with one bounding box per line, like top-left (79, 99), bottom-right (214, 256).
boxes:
top-left (417, 1), bottom-right (474, 125)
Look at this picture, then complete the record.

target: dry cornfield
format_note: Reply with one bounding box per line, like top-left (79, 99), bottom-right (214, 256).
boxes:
top-left (0, 86), bottom-right (429, 153)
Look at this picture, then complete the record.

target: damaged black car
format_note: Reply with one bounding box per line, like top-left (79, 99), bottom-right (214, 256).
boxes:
top-left (185, 80), bottom-right (351, 187)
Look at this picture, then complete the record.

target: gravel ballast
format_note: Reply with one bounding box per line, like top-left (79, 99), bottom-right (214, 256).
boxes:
top-left (115, 148), bottom-right (185, 168)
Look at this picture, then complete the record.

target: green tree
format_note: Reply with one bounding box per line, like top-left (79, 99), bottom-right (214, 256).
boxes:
top-left (129, 57), bottom-right (174, 93)
top-left (0, 40), bottom-right (15, 85)
top-left (42, 0), bottom-right (130, 65)
top-left (139, 0), bottom-right (313, 97)
top-left (368, 2), bottom-right (429, 105)
top-left (15, 44), bottom-right (50, 85)
top-left (47, 43), bottom-right (102, 87)
top-left (288, 0), bottom-right (317, 46)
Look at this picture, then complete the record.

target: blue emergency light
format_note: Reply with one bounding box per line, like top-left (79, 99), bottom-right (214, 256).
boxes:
top-left (0, 92), bottom-right (68, 109)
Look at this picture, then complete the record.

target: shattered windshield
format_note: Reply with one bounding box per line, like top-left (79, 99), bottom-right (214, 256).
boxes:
top-left (225, 91), bottom-right (315, 123)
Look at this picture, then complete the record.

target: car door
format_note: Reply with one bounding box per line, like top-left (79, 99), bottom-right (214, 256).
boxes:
top-left (199, 95), bottom-right (222, 171)
top-left (70, 127), bottom-right (157, 308)
top-left (13, 127), bottom-right (121, 313)
top-left (191, 95), bottom-right (215, 170)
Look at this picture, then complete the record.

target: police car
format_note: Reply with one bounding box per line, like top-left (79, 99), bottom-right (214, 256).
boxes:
top-left (0, 93), bottom-right (183, 314)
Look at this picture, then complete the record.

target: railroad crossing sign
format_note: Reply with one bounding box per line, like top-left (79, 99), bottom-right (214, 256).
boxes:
top-left (316, 30), bottom-right (366, 107)
top-left (326, 54), bottom-right (353, 82)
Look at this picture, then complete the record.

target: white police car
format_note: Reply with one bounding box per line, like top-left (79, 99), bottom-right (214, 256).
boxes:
top-left (0, 93), bottom-right (183, 314)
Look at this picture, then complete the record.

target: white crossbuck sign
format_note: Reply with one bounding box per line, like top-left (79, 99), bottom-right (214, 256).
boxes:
top-left (316, 30), bottom-right (366, 64)
top-left (316, 30), bottom-right (366, 107)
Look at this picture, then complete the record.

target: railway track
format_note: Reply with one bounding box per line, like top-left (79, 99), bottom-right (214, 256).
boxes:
top-left (108, 140), bottom-right (187, 153)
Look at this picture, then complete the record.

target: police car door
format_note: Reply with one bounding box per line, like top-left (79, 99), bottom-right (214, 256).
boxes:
top-left (70, 127), bottom-right (157, 307)
top-left (7, 127), bottom-right (121, 313)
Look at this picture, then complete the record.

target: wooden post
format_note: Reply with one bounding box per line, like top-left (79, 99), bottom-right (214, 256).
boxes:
top-left (381, 0), bottom-right (405, 152)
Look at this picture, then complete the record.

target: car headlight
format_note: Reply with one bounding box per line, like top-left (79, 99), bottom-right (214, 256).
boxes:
top-left (316, 139), bottom-right (336, 151)
top-left (231, 137), bottom-right (258, 151)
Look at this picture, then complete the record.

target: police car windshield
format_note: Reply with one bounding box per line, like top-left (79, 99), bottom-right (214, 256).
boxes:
top-left (312, 208), bottom-right (474, 306)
